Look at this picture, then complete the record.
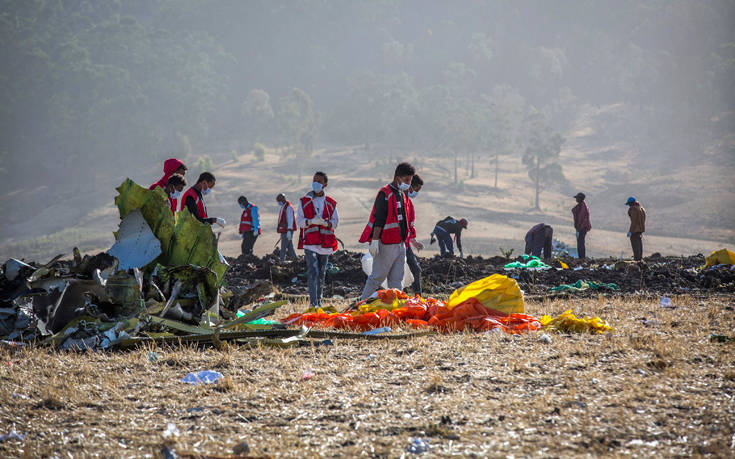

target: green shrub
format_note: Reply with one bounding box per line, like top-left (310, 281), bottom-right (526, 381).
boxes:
top-left (253, 143), bottom-right (266, 161)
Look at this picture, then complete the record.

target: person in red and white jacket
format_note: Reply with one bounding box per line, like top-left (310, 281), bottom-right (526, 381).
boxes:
top-left (295, 171), bottom-right (339, 308)
top-left (404, 174), bottom-right (424, 296)
top-left (359, 162), bottom-right (415, 301)
top-left (276, 193), bottom-right (297, 262)
top-left (182, 172), bottom-right (226, 228)
top-left (238, 196), bottom-right (260, 256)
top-left (163, 174), bottom-right (186, 215)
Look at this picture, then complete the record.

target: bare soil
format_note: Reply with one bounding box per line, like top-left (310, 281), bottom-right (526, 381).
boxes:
top-left (2, 294), bottom-right (734, 458)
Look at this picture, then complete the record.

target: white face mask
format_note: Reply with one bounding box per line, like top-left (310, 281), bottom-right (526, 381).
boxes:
top-left (312, 182), bottom-right (323, 193)
top-left (170, 190), bottom-right (181, 199)
top-left (201, 185), bottom-right (211, 197)
top-left (398, 181), bottom-right (411, 191)
top-left (278, 201), bottom-right (285, 206)
top-left (408, 190), bottom-right (418, 198)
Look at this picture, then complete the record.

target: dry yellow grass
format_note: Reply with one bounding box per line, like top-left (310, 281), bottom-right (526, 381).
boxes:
top-left (1, 294), bottom-right (734, 457)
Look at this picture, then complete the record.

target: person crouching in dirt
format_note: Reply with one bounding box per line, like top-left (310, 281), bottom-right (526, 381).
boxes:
top-left (626, 196), bottom-right (646, 261)
top-left (296, 172), bottom-right (339, 308)
top-left (430, 217), bottom-right (468, 258)
top-left (182, 172), bottom-right (226, 228)
top-left (164, 174), bottom-right (186, 214)
top-left (405, 174), bottom-right (424, 296)
top-left (238, 196), bottom-right (260, 256)
top-left (276, 193), bottom-right (297, 262)
top-left (524, 223), bottom-right (553, 260)
top-left (572, 192), bottom-right (591, 259)
top-left (359, 162), bottom-right (415, 301)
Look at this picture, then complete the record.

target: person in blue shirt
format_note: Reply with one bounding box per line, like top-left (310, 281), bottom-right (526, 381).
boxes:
top-left (238, 195), bottom-right (260, 256)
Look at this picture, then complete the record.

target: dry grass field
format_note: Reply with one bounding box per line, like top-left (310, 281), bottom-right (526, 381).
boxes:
top-left (2, 294), bottom-right (734, 458)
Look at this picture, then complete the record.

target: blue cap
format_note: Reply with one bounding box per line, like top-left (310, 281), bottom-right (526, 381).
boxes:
top-left (625, 196), bottom-right (636, 205)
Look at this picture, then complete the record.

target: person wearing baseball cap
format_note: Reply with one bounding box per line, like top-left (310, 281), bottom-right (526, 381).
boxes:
top-left (429, 216), bottom-right (468, 258)
top-left (626, 196), bottom-right (646, 261)
top-left (571, 192), bottom-right (591, 259)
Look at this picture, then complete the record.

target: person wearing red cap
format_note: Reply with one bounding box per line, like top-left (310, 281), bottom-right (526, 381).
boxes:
top-left (149, 158), bottom-right (187, 190)
top-left (430, 216), bottom-right (468, 257)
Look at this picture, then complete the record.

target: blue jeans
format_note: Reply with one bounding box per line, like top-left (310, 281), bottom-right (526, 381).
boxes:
top-left (434, 226), bottom-right (453, 256)
top-left (305, 249), bottom-right (329, 307)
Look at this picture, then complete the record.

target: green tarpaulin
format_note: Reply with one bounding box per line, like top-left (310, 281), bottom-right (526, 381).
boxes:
top-left (504, 255), bottom-right (550, 270)
top-left (549, 280), bottom-right (620, 293)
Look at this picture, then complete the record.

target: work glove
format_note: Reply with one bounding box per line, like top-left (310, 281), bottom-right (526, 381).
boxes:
top-left (286, 231), bottom-right (293, 239)
top-left (410, 239), bottom-right (424, 251)
top-left (627, 231), bottom-right (632, 238)
top-left (239, 233), bottom-right (244, 239)
top-left (311, 216), bottom-right (327, 227)
top-left (575, 231), bottom-right (579, 238)
top-left (215, 217), bottom-right (226, 228)
top-left (429, 232), bottom-right (436, 245)
top-left (368, 240), bottom-right (380, 258)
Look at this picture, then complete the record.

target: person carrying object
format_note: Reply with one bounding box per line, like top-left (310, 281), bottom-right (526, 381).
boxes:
top-left (238, 196), bottom-right (260, 256)
top-left (626, 196), bottom-right (646, 261)
top-left (571, 192), bottom-right (591, 259)
top-left (276, 193), bottom-right (298, 261)
top-left (524, 223), bottom-right (553, 260)
top-left (296, 171), bottom-right (339, 308)
top-left (182, 172), bottom-right (226, 228)
top-left (359, 162), bottom-right (415, 301)
top-left (429, 216), bottom-right (468, 257)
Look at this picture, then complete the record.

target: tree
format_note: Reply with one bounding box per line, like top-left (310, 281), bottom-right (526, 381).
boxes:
top-left (522, 111), bottom-right (566, 210)
top-left (242, 89), bottom-right (274, 143)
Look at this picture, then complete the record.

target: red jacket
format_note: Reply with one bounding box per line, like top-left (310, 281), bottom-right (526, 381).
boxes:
top-left (239, 204), bottom-right (260, 234)
top-left (405, 195), bottom-right (416, 247)
top-left (149, 158), bottom-right (184, 190)
top-left (277, 201), bottom-right (297, 233)
top-left (359, 184), bottom-right (407, 245)
top-left (182, 187), bottom-right (207, 220)
top-left (167, 196), bottom-right (178, 215)
top-left (572, 201), bottom-right (591, 232)
top-left (298, 194), bottom-right (338, 251)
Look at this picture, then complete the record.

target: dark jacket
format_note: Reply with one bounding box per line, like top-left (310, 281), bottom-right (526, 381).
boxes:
top-left (572, 201), bottom-right (592, 232)
top-left (185, 188), bottom-right (216, 225)
top-left (628, 202), bottom-right (646, 233)
top-left (434, 216), bottom-right (463, 251)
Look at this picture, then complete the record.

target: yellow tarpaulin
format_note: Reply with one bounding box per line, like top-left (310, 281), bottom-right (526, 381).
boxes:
top-left (447, 274), bottom-right (524, 314)
top-left (705, 249), bottom-right (735, 268)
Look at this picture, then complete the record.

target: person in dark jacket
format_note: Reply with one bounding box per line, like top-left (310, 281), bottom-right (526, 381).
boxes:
top-left (182, 172), bottom-right (226, 228)
top-left (525, 223), bottom-right (553, 260)
top-left (626, 196), bottom-right (646, 261)
top-left (571, 192), bottom-right (592, 259)
top-left (430, 217), bottom-right (468, 257)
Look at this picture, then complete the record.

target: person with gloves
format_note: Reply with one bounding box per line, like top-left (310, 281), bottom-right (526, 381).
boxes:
top-left (626, 196), bottom-right (646, 261)
top-left (149, 158), bottom-right (187, 190)
top-left (571, 192), bottom-right (591, 259)
top-left (359, 162), bottom-right (415, 301)
top-left (164, 174), bottom-right (186, 214)
top-left (182, 172), bottom-right (226, 228)
top-left (430, 216), bottom-right (467, 257)
top-left (238, 196), bottom-right (260, 256)
top-left (405, 174), bottom-right (424, 296)
top-left (276, 193), bottom-right (298, 262)
top-left (296, 171), bottom-right (339, 308)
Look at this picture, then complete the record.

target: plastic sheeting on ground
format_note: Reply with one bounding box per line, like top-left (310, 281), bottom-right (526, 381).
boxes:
top-left (549, 280), bottom-right (620, 293)
top-left (283, 275), bottom-right (542, 334)
top-left (539, 309), bottom-right (613, 334)
top-left (504, 255), bottom-right (550, 270)
top-left (705, 249), bottom-right (735, 268)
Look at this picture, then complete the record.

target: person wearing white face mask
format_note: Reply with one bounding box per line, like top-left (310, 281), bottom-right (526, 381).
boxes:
top-left (359, 162), bottom-right (415, 301)
top-left (238, 196), bottom-right (260, 255)
top-left (163, 174), bottom-right (187, 214)
top-left (404, 174), bottom-right (424, 296)
top-left (295, 171), bottom-right (339, 308)
top-left (182, 172), bottom-right (226, 227)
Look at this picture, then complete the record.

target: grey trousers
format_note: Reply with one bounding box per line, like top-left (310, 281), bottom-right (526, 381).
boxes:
top-left (360, 242), bottom-right (406, 300)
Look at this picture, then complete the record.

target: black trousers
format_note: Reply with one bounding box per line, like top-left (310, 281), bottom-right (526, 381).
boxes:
top-left (405, 246), bottom-right (422, 296)
top-left (241, 232), bottom-right (258, 255)
top-left (630, 232), bottom-right (643, 261)
top-left (576, 230), bottom-right (587, 259)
